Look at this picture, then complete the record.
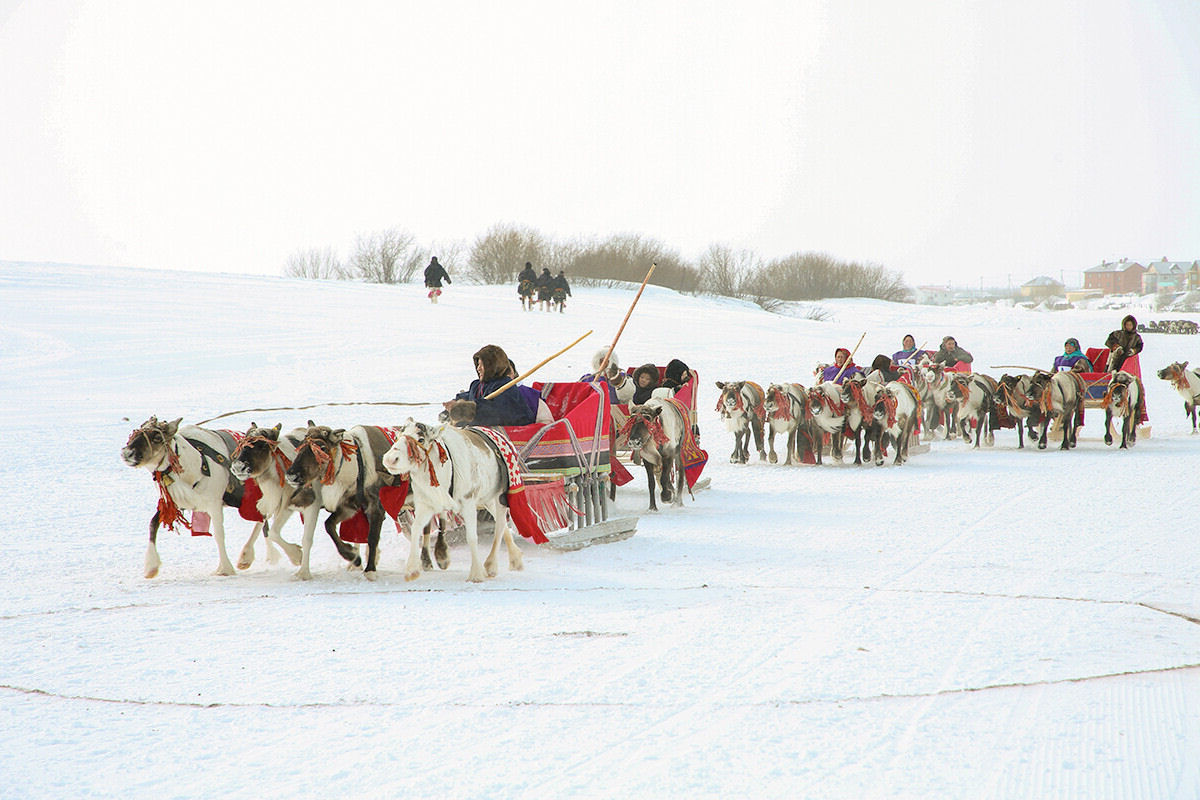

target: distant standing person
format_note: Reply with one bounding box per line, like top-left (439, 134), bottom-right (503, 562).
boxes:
top-left (536, 267), bottom-right (554, 312)
top-left (424, 256), bottom-right (451, 304)
top-left (1105, 314), bottom-right (1144, 372)
top-left (517, 262), bottom-right (538, 311)
top-left (933, 336), bottom-right (973, 369)
top-left (551, 270), bottom-right (572, 313)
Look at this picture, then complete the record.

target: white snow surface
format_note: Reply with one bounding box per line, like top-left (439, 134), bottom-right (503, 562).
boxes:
top-left (3, 262), bottom-right (1199, 799)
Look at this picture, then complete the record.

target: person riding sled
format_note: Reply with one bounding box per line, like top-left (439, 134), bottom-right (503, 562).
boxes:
top-left (424, 256), bottom-right (451, 304)
top-left (517, 262), bottom-right (537, 310)
top-left (892, 334), bottom-right (925, 365)
top-left (933, 336), bottom-right (973, 369)
top-left (1053, 338), bottom-right (1092, 372)
top-left (820, 348), bottom-right (862, 384)
top-left (1105, 314), bottom-right (1144, 372)
top-left (443, 344), bottom-right (536, 427)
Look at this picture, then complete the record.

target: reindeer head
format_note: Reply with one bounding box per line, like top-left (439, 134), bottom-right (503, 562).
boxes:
top-left (714, 381), bottom-right (746, 416)
top-left (624, 404), bottom-right (666, 452)
top-left (1157, 361), bottom-right (1189, 383)
top-left (1107, 372), bottom-right (1136, 408)
top-left (763, 384), bottom-right (792, 418)
top-left (230, 422), bottom-right (283, 481)
top-left (382, 419), bottom-right (448, 482)
top-left (285, 420), bottom-right (347, 488)
top-left (122, 416), bottom-right (182, 468)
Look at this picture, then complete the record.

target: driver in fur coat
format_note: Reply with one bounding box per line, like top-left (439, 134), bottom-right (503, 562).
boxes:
top-left (444, 344), bottom-right (536, 427)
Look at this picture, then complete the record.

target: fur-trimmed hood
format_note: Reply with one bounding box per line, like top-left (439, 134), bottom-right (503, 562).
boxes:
top-left (473, 344), bottom-right (511, 383)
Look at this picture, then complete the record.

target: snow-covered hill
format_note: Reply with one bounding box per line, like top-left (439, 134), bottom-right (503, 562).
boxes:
top-left (2, 261), bottom-right (1198, 799)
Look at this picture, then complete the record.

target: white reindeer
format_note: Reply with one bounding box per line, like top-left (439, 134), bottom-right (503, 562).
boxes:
top-left (714, 381), bottom-right (766, 463)
top-left (1104, 372), bottom-right (1144, 449)
top-left (1157, 361), bottom-right (1200, 433)
top-left (122, 416), bottom-right (261, 578)
top-left (762, 383), bottom-right (809, 465)
top-left (382, 420), bottom-right (525, 583)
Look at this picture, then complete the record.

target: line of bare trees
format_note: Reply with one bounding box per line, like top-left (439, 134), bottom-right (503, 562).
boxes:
top-left (284, 223), bottom-right (910, 304)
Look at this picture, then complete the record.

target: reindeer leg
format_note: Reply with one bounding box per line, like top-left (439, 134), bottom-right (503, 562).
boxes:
top-left (644, 462), bottom-right (658, 512)
top-left (323, 511), bottom-right (363, 568)
top-left (484, 501), bottom-right (506, 578)
top-left (144, 510), bottom-right (162, 579)
top-left (420, 522), bottom-right (433, 571)
top-left (1104, 408), bottom-right (1114, 446)
top-left (463, 502), bottom-right (487, 583)
top-left (296, 502), bottom-right (320, 580)
top-left (237, 522), bottom-right (263, 570)
top-left (264, 510), bottom-right (303, 566)
top-left (753, 419), bottom-right (767, 461)
top-left (363, 506), bottom-right (384, 581)
top-left (210, 509), bottom-right (236, 576)
top-left (405, 507), bottom-right (434, 581)
top-left (434, 520), bottom-right (449, 570)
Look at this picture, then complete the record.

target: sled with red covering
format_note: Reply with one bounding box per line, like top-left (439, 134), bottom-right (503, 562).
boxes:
top-left (500, 380), bottom-right (640, 550)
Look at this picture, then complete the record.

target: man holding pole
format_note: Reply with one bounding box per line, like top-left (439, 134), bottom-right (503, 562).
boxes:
top-left (444, 345), bottom-right (536, 427)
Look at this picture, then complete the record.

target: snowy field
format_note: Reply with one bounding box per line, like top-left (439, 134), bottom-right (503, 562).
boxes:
top-left (2, 261), bottom-right (1199, 800)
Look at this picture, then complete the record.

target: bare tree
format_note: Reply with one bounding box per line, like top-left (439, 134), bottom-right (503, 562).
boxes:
top-left (699, 244), bottom-right (761, 298)
top-left (283, 246), bottom-right (344, 280)
top-left (467, 224), bottom-right (551, 284)
top-left (566, 234), bottom-right (698, 291)
top-left (348, 228), bottom-right (422, 284)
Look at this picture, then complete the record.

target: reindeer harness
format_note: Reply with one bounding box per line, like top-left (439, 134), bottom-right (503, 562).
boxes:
top-left (231, 433), bottom-right (294, 486)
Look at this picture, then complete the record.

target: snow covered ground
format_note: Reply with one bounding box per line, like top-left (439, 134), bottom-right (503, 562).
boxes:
top-left (2, 261), bottom-right (1199, 799)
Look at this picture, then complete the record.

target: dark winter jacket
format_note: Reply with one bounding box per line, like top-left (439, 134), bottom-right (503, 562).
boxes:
top-left (455, 378), bottom-right (536, 426)
top-left (536, 269), bottom-right (554, 298)
top-left (517, 266), bottom-right (537, 295)
top-left (424, 258), bottom-right (451, 288)
top-left (1105, 315), bottom-right (1144, 357)
top-left (933, 345), bottom-right (973, 367)
top-left (631, 363), bottom-right (661, 405)
top-left (869, 354), bottom-right (901, 383)
top-left (552, 273), bottom-right (571, 296)
top-left (661, 359), bottom-right (692, 391)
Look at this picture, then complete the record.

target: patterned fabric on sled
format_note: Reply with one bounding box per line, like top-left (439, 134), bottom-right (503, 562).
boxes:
top-left (502, 381), bottom-right (611, 477)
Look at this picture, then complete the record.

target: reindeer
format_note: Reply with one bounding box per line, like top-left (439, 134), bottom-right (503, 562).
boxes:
top-left (714, 381), bottom-right (766, 463)
top-left (839, 375), bottom-right (874, 465)
top-left (382, 420), bottom-right (526, 582)
top-left (920, 363), bottom-right (957, 439)
top-left (807, 381), bottom-right (847, 464)
top-left (948, 373), bottom-right (999, 448)
top-left (996, 374), bottom-right (1043, 449)
top-left (623, 399), bottom-right (690, 511)
top-left (283, 422), bottom-right (401, 580)
top-left (1104, 372), bottom-right (1144, 449)
top-left (1157, 361), bottom-right (1200, 433)
top-left (122, 416), bottom-right (262, 578)
top-left (763, 383), bottom-right (810, 465)
top-left (866, 381), bottom-right (922, 466)
top-left (227, 423), bottom-right (308, 570)
top-left (1026, 371), bottom-right (1083, 450)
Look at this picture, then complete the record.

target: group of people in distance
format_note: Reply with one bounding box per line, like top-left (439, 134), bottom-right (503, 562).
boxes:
top-left (820, 314), bottom-right (1144, 385)
top-left (517, 263), bottom-right (572, 312)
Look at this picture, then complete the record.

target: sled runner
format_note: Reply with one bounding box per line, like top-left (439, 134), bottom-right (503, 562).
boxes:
top-left (500, 380), bottom-right (639, 549)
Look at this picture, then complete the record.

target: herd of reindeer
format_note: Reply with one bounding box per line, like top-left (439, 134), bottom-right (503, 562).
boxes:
top-left (120, 355), bottom-right (1200, 583)
top-left (712, 355), bottom-right (1200, 470)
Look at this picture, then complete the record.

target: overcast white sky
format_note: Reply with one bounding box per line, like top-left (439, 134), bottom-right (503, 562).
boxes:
top-left (3, 0), bottom-right (1198, 286)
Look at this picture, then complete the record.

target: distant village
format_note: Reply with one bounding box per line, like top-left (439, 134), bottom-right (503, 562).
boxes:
top-left (913, 257), bottom-right (1200, 310)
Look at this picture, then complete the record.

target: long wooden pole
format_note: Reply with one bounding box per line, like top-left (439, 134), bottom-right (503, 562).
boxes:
top-left (831, 331), bottom-right (867, 383)
top-left (595, 262), bottom-right (657, 377)
top-left (484, 330), bottom-right (593, 400)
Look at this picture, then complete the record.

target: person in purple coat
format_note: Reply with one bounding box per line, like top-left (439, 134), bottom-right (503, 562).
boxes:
top-left (820, 347), bottom-right (862, 384)
top-left (1053, 338), bottom-right (1092, 372)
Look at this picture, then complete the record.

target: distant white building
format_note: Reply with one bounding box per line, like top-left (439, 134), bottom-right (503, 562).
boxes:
top-left (913, 285), bottom-right (954, 305)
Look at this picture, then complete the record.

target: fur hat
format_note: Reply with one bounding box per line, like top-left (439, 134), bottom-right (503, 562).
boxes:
top-left (632, 363), bottom-right (660, 389)
top-left (472, 344), bottom-right (511, 382)
top-left (592, 348), bottom-right (618, 374)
